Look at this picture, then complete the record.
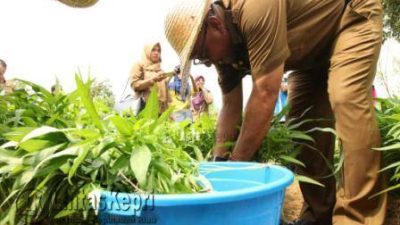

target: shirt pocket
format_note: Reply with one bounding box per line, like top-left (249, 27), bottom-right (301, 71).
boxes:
top-left (349, 0), bottom-right (383, 21)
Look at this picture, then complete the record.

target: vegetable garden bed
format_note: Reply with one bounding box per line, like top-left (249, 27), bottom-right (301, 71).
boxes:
top-left (1, 75), bottom-right (399, 225)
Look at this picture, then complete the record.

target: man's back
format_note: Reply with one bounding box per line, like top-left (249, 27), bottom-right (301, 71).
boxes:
top-left (222, 0), bottom-right (345, 71)
top-left (286, 0), bottom-right (345, 69)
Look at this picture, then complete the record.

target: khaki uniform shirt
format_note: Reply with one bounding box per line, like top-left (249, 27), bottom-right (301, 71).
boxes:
top-left (217, 0), bottom-right (345, 93)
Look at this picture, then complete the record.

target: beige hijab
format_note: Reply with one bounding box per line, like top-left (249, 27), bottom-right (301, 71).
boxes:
top-left (141, 42), bottom-right (162, 72)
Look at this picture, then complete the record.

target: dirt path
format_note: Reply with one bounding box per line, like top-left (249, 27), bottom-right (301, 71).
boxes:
top-left (283, 182), bottom-right (303, 221)
top-left (283, 182), bottom-right (400, 225)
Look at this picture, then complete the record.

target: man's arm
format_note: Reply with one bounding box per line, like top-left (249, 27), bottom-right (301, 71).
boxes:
top-left (213, 83), bottom-right (243, 158)
top-left (230, 64), bottom-right (284, 161)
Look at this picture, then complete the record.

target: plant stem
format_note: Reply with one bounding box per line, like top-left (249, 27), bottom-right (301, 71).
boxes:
top-left (117, 171), bottom-right (144, 193)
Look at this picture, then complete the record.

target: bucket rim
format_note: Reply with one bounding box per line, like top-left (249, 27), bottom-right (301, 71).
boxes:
top-left (100, 162), bottom-right (294, 206)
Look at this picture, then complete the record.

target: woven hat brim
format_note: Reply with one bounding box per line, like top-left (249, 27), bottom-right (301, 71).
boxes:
top-left (58, 0), bottom-right (99, 8)
top-left (178, 0), bottom-right (212, 95)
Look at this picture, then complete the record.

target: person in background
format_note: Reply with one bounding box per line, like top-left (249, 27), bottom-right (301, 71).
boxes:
top-left (51, 84), bottom-right (64, 95)
top-left (372, 85), bottom-right (377, 106)
top-left (274, 76), bottom-right (288, 117)
top-left (0, 59), bottom-right (6, 84)
top-left (130, 42), bottom-right (170, 114)
top-left (168, 65), bottom-right (195, 122)
top-left (191, 75), bottom-right (213, 121)
top-left (0, 59), bottom-right (15, 94)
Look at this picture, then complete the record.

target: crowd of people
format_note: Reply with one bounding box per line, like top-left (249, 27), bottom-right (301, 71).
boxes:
top-left (126, 42), bottom-right (214, 122)
top-left (2, 42), bottom-right (214, 123)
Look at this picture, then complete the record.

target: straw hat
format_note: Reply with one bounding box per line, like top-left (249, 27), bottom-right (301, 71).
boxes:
top-left (57, 0), bottom-right (98, 8)
top-left (164, 0), bottom-right (212, 95)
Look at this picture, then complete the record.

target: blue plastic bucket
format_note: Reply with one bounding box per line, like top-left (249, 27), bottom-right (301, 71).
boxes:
top-left (96, 162), bottom-right (294, 225)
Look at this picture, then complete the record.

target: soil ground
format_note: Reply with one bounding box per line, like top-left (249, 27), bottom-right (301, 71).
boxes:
top-left (283, 182), bottom-right (400, 225)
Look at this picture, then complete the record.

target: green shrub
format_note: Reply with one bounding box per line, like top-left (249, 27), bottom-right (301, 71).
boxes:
top-left (375, 98), bottom-right (400, 197)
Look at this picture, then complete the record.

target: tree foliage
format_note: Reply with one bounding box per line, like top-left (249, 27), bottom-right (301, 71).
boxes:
top-left (382, 0), bottom-right (400, 41)
top-left (90, 79), bottom-right (115, 109)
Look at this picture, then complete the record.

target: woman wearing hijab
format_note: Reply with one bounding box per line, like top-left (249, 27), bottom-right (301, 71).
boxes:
top-left (130, 42), bottom-right (170, 114)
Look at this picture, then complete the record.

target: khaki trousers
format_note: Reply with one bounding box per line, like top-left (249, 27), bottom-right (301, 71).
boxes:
top-left (287, 0), bottom-right (387, 224)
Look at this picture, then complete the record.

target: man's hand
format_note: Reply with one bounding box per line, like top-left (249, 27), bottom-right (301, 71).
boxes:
top-left (230, 64), bottom-right (284, 161)
top-left (173, 65), bottom-right (181, 75)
